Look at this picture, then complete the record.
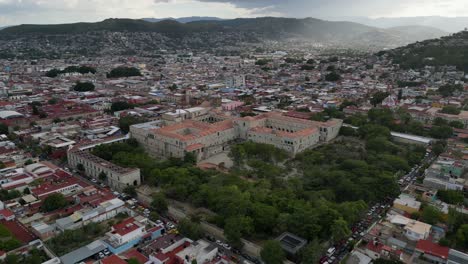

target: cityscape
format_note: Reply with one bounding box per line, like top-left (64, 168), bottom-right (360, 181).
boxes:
top-left (0, 1), bottom-right (467, 264)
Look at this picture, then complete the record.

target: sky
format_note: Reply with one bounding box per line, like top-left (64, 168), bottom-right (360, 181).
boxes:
top-left (0, 0), bottom-right (467, 26)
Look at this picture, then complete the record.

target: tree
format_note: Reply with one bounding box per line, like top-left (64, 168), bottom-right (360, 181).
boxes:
top-left (358, 124), bottom-right (391, 139)
top-left (330, 218), bottom-right (351, 242)
top-left (397, 89), bottom-right (403, 100)
top-left (128, 258), bottom-right (141, 264)
top-left (437, 190), bottom-right (464, 204)
top-left (149, 211), bottom-right (160, 222)
top-left (98, 172), bottom-right (107, 182)
top-left (123, 186), bottom-right (137, 198)
top-left (76, 163), bottom-right (85, 172)
top-left (184, 152), bottom-right (197, 165)
top-left (370, 91), bottom-right (390, 106)
top-left (3, 254), bottom-right (20, 264)
top-left (421, 205), bottom-right (441, 225)
top-left (325, 72), bottom-right (341, 82)
top-left (261, 240), bottom-right (285, 264)
top-left (438, 84), bottom-right (463, 97)
top-left (449, 120), bottom-right (464, 129)
top-left (111, 101), bottom-right (133, 112)
top-left (107, 67), bottom-right (142, 78)
top-left (151, 193), bottom-right (168, 213)
top-left (251, 203), bottom-right (278, 234)
top-left (72, 81), bottom-right (95, 92)
top-left (440, 105), bottom-right (461, 115)
top-left (178, 218), bottom-right (203, 240)
top-left (0, 123), bottom-right (8, 135)
top-left (432, 141), bottom-right (446, 155)
top-left (41, 193), bottom-right (68, 212)
top-left (300, 238), bottom-right (322, 264)
top-left (429, 125), bottom-right (453, 139)
top-left (224, 216), bottom-right (253, 249)
top-left (255, 59), bottom-right (269, 66)
top-left (118, 116), bottom-right (147, 134)
top-left (456, 224), bottom-right (468, 249)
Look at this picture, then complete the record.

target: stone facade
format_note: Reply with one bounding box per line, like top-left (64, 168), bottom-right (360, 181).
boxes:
top-left (131, 109), bottom-right (342, 161)
top-left (67, 149), bottom-right (141, 191)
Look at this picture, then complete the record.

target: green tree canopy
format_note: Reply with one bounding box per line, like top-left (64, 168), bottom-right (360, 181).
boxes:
top-left (261, 240), bottom-right (286, 264)
top-left (72, 81), bottom-right (95, 92)
top-left (107, 67), bottom-right (142, 78)
top-left (330, 218), bottom-right (351, 242)
top-left (440, 105), bottom-right (461, 115)
top-left (456, 224), bottom-right (468, 249)
top-left (178, 218), bottom-right (203, 240)
top-left (325, 72), bottom-right (341, 82)
top-left (421, 205), bottom-right (442, 225)
top-left (41, 193), bottom-right (68, 212)
top-left (151, 193), bottom-right (168, 214)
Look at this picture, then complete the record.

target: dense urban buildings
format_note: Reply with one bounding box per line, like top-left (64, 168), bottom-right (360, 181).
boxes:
top-left (0, 11), bottom-right (466, 264)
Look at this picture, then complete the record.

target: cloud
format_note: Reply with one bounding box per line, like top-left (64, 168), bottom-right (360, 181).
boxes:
top-left (0, 0), bottom-right (466, 26)
top-left (196, 0), bottom-right (467, 18)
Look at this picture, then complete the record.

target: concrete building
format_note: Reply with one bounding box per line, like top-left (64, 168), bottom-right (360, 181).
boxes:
top-left (67, 149), bottom-right (141, 192)
top-left (225, 75), bottom-right (245, 88)
top-left (131, 110), bottom-right (342, 161)
top-left (448, 249), bottom-right (468, 264)
top-left (393, 194), bottom-right (421, 214)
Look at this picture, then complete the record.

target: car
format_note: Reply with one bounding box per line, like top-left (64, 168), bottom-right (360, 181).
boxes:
top-left (252, 258), bottom-right (261, 264)
top-left (216, 240), bottom-right (222, 245)
top-left (223, 243), bottom-right (232, 250)
top-left (91, 178), bottom-right (97, 183)
top-left (155, 220), bottom-right (163, 225)
top-left (98, 252), bottom-right (105, 259)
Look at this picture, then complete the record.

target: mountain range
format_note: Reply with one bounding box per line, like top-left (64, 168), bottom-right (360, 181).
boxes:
top-left (0, 17), bottom-right (447, 48)
top-left (142, 17), bottom-right (224, 23)
top-left (330, 16), bottom-right (468, 33)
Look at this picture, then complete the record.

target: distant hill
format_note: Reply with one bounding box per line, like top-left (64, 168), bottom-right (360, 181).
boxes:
top-left (380, 30), bottom-right (468, 71)
top-left (0, 17), bottom-right (450, 59)
top-left (142, 17), bottom-right (224, 23)
top-left (333, 16), bottom-right (468, 33)
top-left (0, 18), bottom-right (223, 35)
top-left (387, 25), bottom-right (448, 43)
top-left (0, 17), bottom-right (446, 47)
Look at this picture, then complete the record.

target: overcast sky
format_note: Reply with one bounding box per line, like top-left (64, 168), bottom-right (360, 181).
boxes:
top-left (0, 0), bottom-right (467, 26)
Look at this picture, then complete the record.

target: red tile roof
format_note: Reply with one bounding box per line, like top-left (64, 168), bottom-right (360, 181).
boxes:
top-left (0, 220), bottom-right (36, 243)
top-left (124, 248), bottom-right (149, 264)
top-left (112, 218), bottom-right (140, 236)
top-left (416, 239), bottom-right (449, 259)
top-left (101, 255), bottom-right (127, 264)
top-left (0, 209), bottom-right (14, 219)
